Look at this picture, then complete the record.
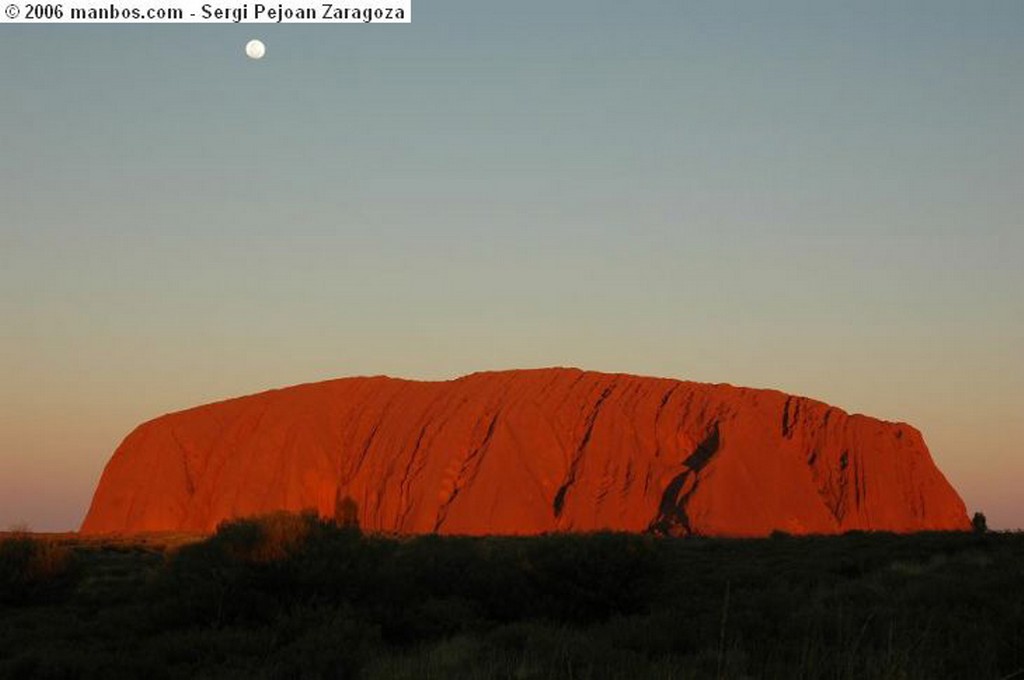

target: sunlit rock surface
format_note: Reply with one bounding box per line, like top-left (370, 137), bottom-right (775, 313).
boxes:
top-left (81, 368), bottom-right (970, 536)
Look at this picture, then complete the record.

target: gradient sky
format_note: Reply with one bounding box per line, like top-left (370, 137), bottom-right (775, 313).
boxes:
top-left (1, 1), bottom-right (1021, 531)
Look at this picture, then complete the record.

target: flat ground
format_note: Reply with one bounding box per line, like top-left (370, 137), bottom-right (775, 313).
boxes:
top-left (1, 518), bottom-right (1022, 679)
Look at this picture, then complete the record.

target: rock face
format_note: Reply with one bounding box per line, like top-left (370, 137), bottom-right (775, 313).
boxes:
top-left (80, 369), bottom-right (970, 536)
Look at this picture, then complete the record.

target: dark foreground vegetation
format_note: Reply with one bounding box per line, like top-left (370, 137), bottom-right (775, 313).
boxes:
top-left (1, 516), bottom-right (1022, 679)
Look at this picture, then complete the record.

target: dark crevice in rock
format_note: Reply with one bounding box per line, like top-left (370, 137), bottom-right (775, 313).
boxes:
top-left (648, 421), bottom-right (721, 536)
top-left (781, 397), bottom-right (800, 439)
top-left (434, 411), bottom-right (500, 532)
top-left (553, 386), bottom-right (614, 517)
top-left (395, 424), bottom-right (430, 529)
top-left (168, 428), bottom-right (197, 498)
top-left (653, 385), bottom-right (679, 460)
top-left (683, 421), bottom-right (720, 472)
top-left (817, 449), bottom-right (850, 524)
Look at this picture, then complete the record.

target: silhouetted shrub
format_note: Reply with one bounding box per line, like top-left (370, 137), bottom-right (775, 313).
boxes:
top-left (211, 509), bottom-right (323, 562)
top-left (334, 495), bottom-right (361, 530)
top-left (0, 533), bottom-right (80, 605)
top-left (972, 512), bottom-right (988, 534)
top-left (156, 510), bottom-right (372, 625)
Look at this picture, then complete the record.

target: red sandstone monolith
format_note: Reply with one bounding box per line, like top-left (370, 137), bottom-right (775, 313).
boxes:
top-left (80, 368), bottom-right (970, 536)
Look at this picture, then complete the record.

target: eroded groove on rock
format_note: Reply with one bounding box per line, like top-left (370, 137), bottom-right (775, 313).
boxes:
top-left (649, 422), bottom-right (721, 536)
top-left (433, 411), bottom-right (500, 532)
top-left (553, 385), bottom-right (614, 518)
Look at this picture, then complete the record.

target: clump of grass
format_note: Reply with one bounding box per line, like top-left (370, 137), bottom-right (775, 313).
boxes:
top-left (0, 531), bottom-right (81, 604)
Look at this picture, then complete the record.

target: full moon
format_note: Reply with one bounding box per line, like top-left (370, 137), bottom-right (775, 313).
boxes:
top-left (245, 39), bottom-right (265, 60)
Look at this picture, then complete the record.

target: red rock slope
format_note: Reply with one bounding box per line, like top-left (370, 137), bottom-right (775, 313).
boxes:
top-left (80, 369), bottom-right (969, 536)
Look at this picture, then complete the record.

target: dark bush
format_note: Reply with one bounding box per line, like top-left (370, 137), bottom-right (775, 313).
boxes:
top-left (13, 514), bottom-right (1019, 679)
top-left (0, 533), bottom-right (81, 605)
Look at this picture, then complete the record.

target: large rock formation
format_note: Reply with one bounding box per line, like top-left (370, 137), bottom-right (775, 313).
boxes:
top-left (80, 369), bottom-right (970, 536)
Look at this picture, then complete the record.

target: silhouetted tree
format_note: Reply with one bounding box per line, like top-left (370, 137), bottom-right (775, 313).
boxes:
top-left (335, 495), bottom-right (360, 530)
top-left (971, 512), bottom-right (988, 534)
